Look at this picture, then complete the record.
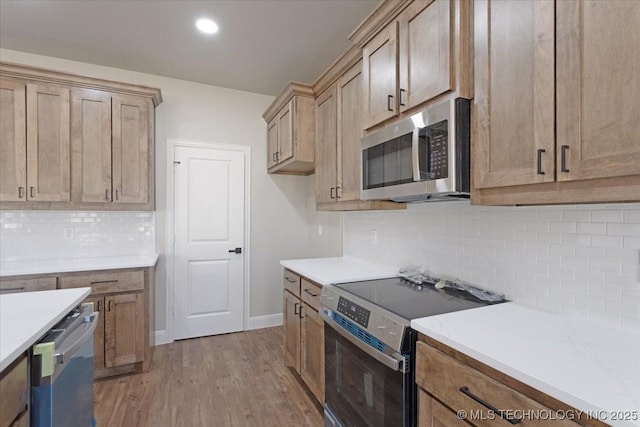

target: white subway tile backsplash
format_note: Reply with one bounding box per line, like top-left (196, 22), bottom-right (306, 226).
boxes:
top-left (344, 202), bottom-right (640, 331)
top-left (0, 211), bottom-right (155, 263)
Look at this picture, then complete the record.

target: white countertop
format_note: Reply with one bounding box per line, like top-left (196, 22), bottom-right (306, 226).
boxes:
top-left (0, 254), bottom-right (159, 277)
top-left (280, 256), bottom-right (397, 285)
top-left (411, 302), bottom-right (640, 427)
top-left (0, 288), bottom-right (91, 371)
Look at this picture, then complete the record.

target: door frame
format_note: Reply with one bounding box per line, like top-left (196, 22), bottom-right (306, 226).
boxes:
top-left (165, 138), bottom-right (251, 344)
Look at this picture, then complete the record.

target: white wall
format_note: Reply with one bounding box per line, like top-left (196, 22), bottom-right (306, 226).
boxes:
top-left (344, 202), bottom-right (640, 332)
top-left (0, 49), bottom-right (343, 335)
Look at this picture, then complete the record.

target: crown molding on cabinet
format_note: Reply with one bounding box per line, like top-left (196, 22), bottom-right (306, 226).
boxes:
top-left (348, 0), bottom-right (413, 48)
top-left (0, 62), bottom-right (163, 107)
top-left (262, 81), bottom-right (314, 123)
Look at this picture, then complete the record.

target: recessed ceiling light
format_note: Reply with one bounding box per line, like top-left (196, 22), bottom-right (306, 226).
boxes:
top-left (196, 18), bottom-right (218, 35)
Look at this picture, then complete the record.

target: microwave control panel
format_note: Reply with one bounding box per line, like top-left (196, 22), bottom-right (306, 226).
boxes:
top-left (337, 297), bottom-right (370, 328)
top-left (427, 120), bottom-right (449, 179)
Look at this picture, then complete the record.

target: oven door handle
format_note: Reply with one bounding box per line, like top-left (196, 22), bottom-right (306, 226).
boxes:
top-left (321, 309), bottom-right (404, 372)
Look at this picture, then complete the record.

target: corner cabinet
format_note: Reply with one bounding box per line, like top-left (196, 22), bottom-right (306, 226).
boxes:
top-left (314, 61), bottom-right (406, 211)
top-left (262, 83), bottom-right (315, 175)
top-left (0, 62), bottom-right (161, 210)
top-left (361, 0), bottom-right (471, 131)
top-left (472, 0), bottom-right (640, 205)
top-left (282, 269), bottom-right (324, 404)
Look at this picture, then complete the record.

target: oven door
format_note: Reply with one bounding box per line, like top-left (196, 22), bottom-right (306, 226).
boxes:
top-left (321, 309), bottom-right (414, 427)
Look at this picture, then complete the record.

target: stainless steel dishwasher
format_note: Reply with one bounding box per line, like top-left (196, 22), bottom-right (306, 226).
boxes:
top-left (31, 303), bottom-right (98, 427)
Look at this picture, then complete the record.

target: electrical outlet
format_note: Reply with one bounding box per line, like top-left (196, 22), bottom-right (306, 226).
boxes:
top-left (370, 229), bottom-right (377, 244)
top-left (64, 227), bottom-right (74, 240)
top-left (317, 225), bottom-right (323, 236)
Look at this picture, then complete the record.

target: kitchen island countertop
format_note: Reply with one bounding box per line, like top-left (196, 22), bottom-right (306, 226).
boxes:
top-left (0, 254), bottom-right (159, 277)
top-left (0, 288), bottom-right (91, 371)
top-left (280, 256), bottom-right (397, 286)
top-left (412, 302), bottom-right (640, 427)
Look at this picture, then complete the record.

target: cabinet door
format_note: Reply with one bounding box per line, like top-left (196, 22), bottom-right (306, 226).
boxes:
top-left (556, 0), bottom-right (640, 182)
top-left (363, 22), bottom-right (398, 129)
top-left (399, 0), bottom-right (453, 112)
top-left (71, 89), bottom-right (112, 203)
top-left (267, 118), bottom-right (278, 169)
top-left (300, 303), bottom-right (324, 403)
top-left (105, 292), bottom-right (144, 367)
top-left (26, 83), bottom-right (71, 201)
top-left (112, 95), bottom-right (149, 204)
top-left (315, 86), bottom-right (338, 204)
top-left (277, 100), bottom-right (294, 164)
top-left (473, 0), bottom-right (555, 189)
top-left (418, 389), bottom-right (467, 427)
top-left (84, 296), bottom-right (105, 370)
top-left (0, 79), bottom-right (26, 202)
top-left (283, 290), bottom-right (301, 373)
top-left (337, 62), bottom-right (364, 202)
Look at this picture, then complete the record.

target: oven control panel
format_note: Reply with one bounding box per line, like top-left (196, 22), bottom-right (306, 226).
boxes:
top-left (337, 297), bottom-right (370, 328)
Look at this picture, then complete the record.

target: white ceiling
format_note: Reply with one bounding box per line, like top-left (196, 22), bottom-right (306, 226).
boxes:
top-left (0, 0), bottom-right (380, 96)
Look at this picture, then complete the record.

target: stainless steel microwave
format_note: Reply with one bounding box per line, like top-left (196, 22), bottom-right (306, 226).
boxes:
top-left (361, 97), bottom-right (470, 202)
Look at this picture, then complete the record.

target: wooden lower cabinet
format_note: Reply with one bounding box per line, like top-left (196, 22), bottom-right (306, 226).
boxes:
top-left (419, 389), bottom-right (468, 427)
top-left (283, 290), bottom-right (301, 372)
top-left (415, 338), bottom-right (603, 427)
top-left (61, 267), bottom-right (151, 379)
top-left (282, 269), bottom-right (325, 404)
top-left (300, 302), bottom-right (324, 403)
top-left (0, 355), bottom-right (28, 427)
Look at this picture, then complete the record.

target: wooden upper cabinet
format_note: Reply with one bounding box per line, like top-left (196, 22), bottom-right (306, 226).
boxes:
top-left (277, 100), bottom-right (294, 164)
top-left (363, 22), bottom-right (398, 129)
top-left (105, 292), bottom-right (145, 368)
top-left (0, 79), bottom-right (26, 202)
top-left (262, 82), bottom-right (315, 175)
top-left (556, 0), bottom-right (640, 182)
top-left (26, 83), bottom-right (71, 202)
top-left (0, 62), bottom-right (161, 210)
top-left (473, 0), bottom-right (555, 190)
top-left (267, 118), bottom-right (278, 169)
top-left (399, 0), bottom-right (454, 113)
top-left (71, 89), bottom-right (112, 203)
top-left (315, 86), bottom-right (338, 204)
top-left (112, 95), bottom-right (150, 205)
top-left (337, 63), bottom-right (364, 202)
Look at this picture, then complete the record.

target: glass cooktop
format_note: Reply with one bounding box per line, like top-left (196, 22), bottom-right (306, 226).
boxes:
top-left (335, 277), bottom-right (492, 321)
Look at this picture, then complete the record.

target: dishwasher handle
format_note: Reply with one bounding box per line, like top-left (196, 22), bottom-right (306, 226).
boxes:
top-left (54, 311), bottom-right (99, 365)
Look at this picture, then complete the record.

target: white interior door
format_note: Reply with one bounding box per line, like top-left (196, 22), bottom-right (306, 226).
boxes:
top-left (173, 145), bottom-right (245, 340)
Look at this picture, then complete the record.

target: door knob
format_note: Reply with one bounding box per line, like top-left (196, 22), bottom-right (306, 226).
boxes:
top-left (228, 247), bottom-right (242, 254)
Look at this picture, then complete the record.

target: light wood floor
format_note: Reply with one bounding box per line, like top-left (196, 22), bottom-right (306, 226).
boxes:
top-left (94, 327), bottom-right (323, 427)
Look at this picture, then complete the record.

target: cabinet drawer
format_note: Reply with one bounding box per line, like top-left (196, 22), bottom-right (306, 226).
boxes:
top-left (416, 342), bottom-right (577, 427)
top-left (0, 276), bottom-right (57, 294)
top-left (0, 355), bottom-right (28, 427)
top-left (300, 278), bottom-right (322, 311)
top-left (60, 270), bottom-right (144, 294)
top-left (283, 270), bottom-right (301, 296)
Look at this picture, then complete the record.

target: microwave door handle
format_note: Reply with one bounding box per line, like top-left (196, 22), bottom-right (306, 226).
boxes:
top-left (321, 309), bottom-right (404, 372)
top-left (412, 128), bottom-right (421, 182)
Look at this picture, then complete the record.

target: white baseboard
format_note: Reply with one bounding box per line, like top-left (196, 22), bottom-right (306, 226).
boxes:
top-left (153, 330), bottom-right (171, 346)
top-left (247, 313), bottom-right (283, 330)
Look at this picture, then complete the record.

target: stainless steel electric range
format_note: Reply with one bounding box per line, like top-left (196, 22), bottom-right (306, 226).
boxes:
top-left (320, 277), bottom-right (504, 427)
